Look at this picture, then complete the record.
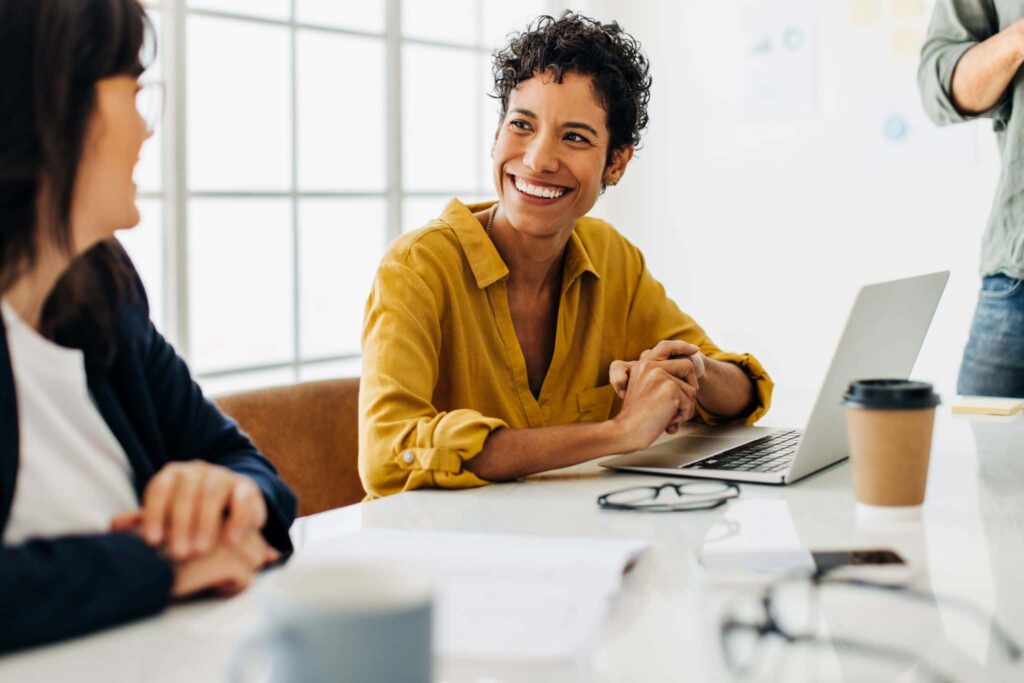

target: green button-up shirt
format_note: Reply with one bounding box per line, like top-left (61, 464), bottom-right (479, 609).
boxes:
top-left (919, 0), bottom-right (1024, 279)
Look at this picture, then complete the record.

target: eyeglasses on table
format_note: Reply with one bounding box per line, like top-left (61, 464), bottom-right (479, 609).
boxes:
top-left (597, 480), bottom-right (740, 512)
top-left (719, 570), bottom-right (1022, 683)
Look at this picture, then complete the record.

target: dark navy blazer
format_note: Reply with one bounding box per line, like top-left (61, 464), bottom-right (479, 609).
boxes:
top-left (0, 252), bottom-right (297, 653)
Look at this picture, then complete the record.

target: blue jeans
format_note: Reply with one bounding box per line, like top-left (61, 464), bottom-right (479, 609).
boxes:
top-left (957, 274), bottom-right (1024, 397)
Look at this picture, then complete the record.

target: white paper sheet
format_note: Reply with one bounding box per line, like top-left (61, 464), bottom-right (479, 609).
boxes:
top-left (297, 529), bottom-right (649, 661)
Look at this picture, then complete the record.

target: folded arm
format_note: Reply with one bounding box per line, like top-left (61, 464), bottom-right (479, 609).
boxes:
top-left (919, 0), bottom-right (1019, 122)
top-left (0, 533), bottom-right (172, 653)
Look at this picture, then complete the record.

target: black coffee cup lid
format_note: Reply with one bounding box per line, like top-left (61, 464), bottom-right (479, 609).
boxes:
top-left (842, 379), bottom-right (940, 410)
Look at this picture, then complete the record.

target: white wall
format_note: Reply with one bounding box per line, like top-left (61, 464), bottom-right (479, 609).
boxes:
top-left (573, 0), bottom-right (1000, 415)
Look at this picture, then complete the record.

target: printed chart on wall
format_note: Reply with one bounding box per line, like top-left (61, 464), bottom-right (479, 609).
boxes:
top-left (846, 0), bottom-right (978, 168)
top-left (742, 0), bottom-right (819, 120)
top-left (739, 0), bottom-right (980, 168)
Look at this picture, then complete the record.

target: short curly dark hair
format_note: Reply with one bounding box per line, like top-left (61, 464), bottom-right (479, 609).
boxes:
top-left (491, 11), bottom-right (652, 166)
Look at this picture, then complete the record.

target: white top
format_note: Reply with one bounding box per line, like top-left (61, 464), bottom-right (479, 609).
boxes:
top-left (1, 301), bottom-right (138, 545)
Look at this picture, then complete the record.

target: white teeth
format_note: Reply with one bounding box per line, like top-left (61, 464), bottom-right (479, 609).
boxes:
top-left (514, 176), bottom-right (565, 199)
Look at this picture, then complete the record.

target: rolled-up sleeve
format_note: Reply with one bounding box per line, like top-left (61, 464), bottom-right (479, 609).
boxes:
top-left (623, 255), bottom-right (773, 426)
top-left (359, 260), bottom-right (508, 498)
top-left (918, 0), bottom-right (1007, 124)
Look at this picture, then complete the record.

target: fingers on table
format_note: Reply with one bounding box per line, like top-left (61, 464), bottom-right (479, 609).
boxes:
top-left (110, 510), bottom-right (143, 533)
top-left (609, 360), bottom-right (632, 398)
top-left (640, 339), bottom-right (700, 362)
top-left (142, 464), bottom-right (182, 547)
top-left (225, 479), bottom-right (267, 547)
top-left (194, 473), bottom-right (235, 554)
top-left (668, 374), bottom-right (699, 429)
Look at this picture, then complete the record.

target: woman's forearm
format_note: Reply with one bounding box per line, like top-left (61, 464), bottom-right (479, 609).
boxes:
top-left (464, 419), bottom-right (632, 482)
top-left (951, 19), bottom-right (1024, 115)
top-left (695, 357), bottom-right (755, 419)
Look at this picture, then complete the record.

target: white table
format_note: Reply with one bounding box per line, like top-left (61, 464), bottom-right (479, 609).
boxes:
top-left (2, 405), bottom-right (1024, 682)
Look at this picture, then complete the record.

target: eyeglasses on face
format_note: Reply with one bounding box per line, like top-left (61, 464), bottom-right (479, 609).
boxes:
top-left (597, 481), bottom-right (740, 512)
top-left (135, 80), bottom-right (164, 135)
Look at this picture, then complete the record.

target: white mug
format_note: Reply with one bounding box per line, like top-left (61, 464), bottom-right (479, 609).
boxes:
top-left (228, 562), bottom-right (433, 683)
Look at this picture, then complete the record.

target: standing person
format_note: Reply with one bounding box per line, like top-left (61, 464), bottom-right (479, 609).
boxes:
top-left (919, 1), bottom-right (1024, 397)
top-left (0, 0), bottom-right (297, 652)
top-left (359, 13), bottom-right (772, 498)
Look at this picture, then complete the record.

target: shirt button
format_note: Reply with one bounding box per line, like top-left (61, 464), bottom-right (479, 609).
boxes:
top-left (403, 451), bottom-right (415, 464)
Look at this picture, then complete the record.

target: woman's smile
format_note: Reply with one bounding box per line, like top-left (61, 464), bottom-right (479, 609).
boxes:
top-left (506, 172), bottom-right (573, 205)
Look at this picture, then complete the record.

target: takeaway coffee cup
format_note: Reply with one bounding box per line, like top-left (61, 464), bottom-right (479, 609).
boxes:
top-left (228, 562), bottom-right (433, 683)
top-left (842, 380), bottom-right (941, 520)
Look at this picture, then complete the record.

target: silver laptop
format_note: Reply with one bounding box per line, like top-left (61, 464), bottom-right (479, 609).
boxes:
top-left (600, 271), bottom-right (949, 485)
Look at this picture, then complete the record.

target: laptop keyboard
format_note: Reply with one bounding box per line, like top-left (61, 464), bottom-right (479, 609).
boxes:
top-left (682, 430), bottom-right (801, 474)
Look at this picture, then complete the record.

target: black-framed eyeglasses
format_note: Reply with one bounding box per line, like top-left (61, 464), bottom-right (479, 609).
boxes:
top-left (720, 571), bottom-right (1022, 682)
top-left (597, 481), bottom-right (740, 512)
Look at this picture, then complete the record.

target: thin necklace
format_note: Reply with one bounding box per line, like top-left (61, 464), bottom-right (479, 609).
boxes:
top-left (485, 203), bottom-right (497, 235)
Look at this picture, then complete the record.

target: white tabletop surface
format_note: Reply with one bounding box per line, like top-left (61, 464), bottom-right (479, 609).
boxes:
top-left (2, 399), bottom-right (1024, 683)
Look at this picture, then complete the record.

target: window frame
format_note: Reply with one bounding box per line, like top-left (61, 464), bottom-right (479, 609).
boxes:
top-left (143, 0), bottom-right (552, 391)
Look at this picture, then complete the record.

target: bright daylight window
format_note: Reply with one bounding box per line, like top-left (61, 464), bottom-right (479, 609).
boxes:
top-left (121, 0), bottom-right (549, 396)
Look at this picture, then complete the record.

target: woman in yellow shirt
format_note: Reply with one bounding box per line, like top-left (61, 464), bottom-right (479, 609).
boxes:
top-left (360, 12), bottom-right (772, 498)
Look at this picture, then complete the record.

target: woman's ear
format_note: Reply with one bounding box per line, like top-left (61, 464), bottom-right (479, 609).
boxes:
top-left (603, 145), bottom-right (635, 186)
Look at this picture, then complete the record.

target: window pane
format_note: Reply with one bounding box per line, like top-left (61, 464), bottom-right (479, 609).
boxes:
top-left (297, 0), bottom-right (384, 33)
top-left (199, 367), bottom-right (297, 397)
top-left (116, 199), bottom-right (164, 329)
top-left (189, 199), bottom-right (294, 373)
top-left (187, 16), bottom-right (291, 191)
top-left (297, 32), bottom-right (385, 192)
top-left (136, 131), bottom-right (162, 194)
top-left (402, 197), bottom-right (447, 234)
top-left (189, 0), bottom-right (289, 21)
top-left (299, 199), bottom-right (384, 358)
top-left (479, 53), bottom-right (499, 192)
top-left (401, 0), bottom-right (475, 45)
top-left (299, 358), bottom-right (362, 382)
top-left (403, 45), bottom-right (480, 192)
top-left (402, 195), bottom-right (490, 234)
top-left (481, 0), bottom-right (549, 49)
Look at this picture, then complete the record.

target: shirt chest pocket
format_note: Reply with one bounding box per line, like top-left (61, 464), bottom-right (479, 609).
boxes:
top-left (576, 384), bottom-right (618, 423)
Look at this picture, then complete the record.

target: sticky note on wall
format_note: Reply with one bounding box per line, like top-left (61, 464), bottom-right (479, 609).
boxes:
top-left (891, 28), bottom-right (924, 57)
top-left (851, 0), bottom-right (881, 24)
top-left (891, 0), bottom-right (925, 19)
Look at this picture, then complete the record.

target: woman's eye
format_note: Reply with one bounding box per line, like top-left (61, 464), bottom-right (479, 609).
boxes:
top-left (565, 132), bottom-right (590, 144)
top-left (509, 119), bottom-right (530, 131)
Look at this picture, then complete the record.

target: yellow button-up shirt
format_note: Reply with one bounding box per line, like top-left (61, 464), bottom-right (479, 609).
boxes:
top-left (359, 199), bottom-right (773, 498)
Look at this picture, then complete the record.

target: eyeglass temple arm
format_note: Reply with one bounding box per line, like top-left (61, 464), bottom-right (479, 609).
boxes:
top-left (786, 632), bottom-right (955, 683)
top-left (719, 619), bottom-right (952, 683)
top-left (817, 575), bottom-right (1022, 659)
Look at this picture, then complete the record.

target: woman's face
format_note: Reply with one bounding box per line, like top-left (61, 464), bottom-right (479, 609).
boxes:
top-left (491, 70), bottom-right (632, 239)
top-left (70, 75), bottom-right (151, 253)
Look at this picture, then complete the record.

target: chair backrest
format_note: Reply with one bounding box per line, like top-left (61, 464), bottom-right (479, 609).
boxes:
top-left (214, 377), bottom-right (363, 516)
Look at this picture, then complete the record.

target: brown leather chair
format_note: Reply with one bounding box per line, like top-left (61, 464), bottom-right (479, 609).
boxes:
top-left (214, 377), bottom-right (363, 516)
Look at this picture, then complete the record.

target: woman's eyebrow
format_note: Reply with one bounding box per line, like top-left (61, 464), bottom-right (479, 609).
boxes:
top-left (510, 108), bottom-right (600, 138)
top-left (564, 122), bottom-right (599, 138)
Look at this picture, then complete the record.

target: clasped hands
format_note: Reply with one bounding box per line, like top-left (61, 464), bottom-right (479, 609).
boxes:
top-left (609, 340), bottom-right (707, 450)
top-left (110, 461), bottom-right (277, 599)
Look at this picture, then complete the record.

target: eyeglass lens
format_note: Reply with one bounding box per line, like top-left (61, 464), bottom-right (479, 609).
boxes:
top-left (602, 481), bottom-right (734, 507)
top-left (136, 82), bottom-right (164, 134)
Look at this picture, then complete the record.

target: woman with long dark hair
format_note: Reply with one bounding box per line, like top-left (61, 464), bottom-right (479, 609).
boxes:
top-left (0, 0), bottom-right (296, 651)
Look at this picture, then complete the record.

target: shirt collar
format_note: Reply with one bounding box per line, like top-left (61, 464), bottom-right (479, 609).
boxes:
top-left (444, 198), bottom-right (601, 290)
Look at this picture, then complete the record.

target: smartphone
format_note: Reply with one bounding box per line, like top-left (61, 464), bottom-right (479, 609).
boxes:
top-left (694, 547), bottom-right (915, 585)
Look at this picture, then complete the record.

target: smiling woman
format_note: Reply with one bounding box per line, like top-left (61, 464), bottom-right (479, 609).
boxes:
top-left (358, 12), bottom-right (774, 498)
